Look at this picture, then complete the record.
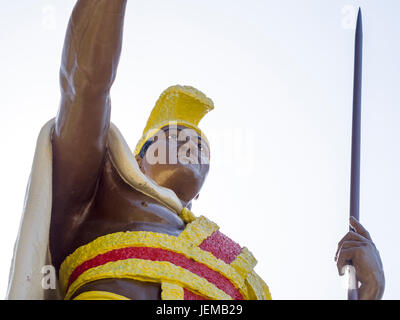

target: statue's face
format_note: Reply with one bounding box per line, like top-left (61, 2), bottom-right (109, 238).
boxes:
top-left (138, 125), bottom-right (210, 206)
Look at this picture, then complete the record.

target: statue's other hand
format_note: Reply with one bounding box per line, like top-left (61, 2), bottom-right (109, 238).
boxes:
top-left (335, 217), bottom-right (385, 300)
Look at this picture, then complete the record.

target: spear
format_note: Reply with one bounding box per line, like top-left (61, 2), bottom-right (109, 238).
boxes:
top-left (346, 7), bottom-right (363, 300)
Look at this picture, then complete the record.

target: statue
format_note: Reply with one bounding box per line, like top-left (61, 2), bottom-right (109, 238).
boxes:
top-left (6, 0), bottom-right (384, 300)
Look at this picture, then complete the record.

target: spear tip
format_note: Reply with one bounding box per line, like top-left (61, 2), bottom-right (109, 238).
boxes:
top-left (356, 7), bottom-right (363, 38)
top-left (357, 7), bottom-right (363, 28)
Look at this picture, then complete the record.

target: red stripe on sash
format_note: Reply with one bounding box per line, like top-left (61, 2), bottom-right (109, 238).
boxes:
top-left (184, 289), bottom-right (209, 300)
top-left (67, 247), bottom-right (243, 300)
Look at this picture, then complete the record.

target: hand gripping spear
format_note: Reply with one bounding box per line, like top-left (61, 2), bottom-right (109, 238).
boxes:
top-left (345, 7), bottom-right (363, 301)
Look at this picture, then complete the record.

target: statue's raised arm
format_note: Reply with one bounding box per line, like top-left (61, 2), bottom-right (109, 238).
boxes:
top-left (52, 0), bottom-right (127, 213)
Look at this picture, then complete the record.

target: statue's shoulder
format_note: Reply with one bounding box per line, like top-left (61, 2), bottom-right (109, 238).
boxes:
top-left (179, 214), bottom-right (272, 300)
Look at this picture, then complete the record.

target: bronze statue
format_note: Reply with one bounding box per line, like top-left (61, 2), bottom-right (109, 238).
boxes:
top-left (7, 0), bottom-right (384, 300)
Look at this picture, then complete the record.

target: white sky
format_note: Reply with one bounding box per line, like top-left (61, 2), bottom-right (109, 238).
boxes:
top-left (0, 0), bottom-right (399, 299)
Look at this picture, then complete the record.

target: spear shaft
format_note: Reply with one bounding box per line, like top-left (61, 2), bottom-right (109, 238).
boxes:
top-left (347, 7), bottom-right (363, 300)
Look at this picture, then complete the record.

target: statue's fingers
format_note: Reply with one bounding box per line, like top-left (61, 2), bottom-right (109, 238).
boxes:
top-left (335, 231), bottom-right (368, 261)
top-left (350, 217), bottom-right (372, 241)
top-left (336, 247), bottom-right (360, 276)
top-left (335, 240), bottom-right (367, 261)
top-left (340, 240), bottom-right (368, 249)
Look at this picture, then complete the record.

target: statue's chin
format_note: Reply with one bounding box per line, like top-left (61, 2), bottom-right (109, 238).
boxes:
top-left (144, 163), bottom-right (207, 203)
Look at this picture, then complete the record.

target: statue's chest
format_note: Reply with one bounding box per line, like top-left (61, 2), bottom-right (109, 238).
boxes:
top-left (61, 215), bottom-right (260, 300)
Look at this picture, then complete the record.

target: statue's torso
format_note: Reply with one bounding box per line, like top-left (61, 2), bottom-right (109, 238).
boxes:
top-left (50, 154), bottom-right (186, 299)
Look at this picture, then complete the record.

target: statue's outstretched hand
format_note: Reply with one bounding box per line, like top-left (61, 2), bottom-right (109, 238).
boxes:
top-left (335, 217), bottom-right (385, 299)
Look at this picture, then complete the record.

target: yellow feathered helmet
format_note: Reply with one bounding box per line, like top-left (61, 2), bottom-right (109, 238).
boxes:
top-left (134, 85), bottom-right (214, 158)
